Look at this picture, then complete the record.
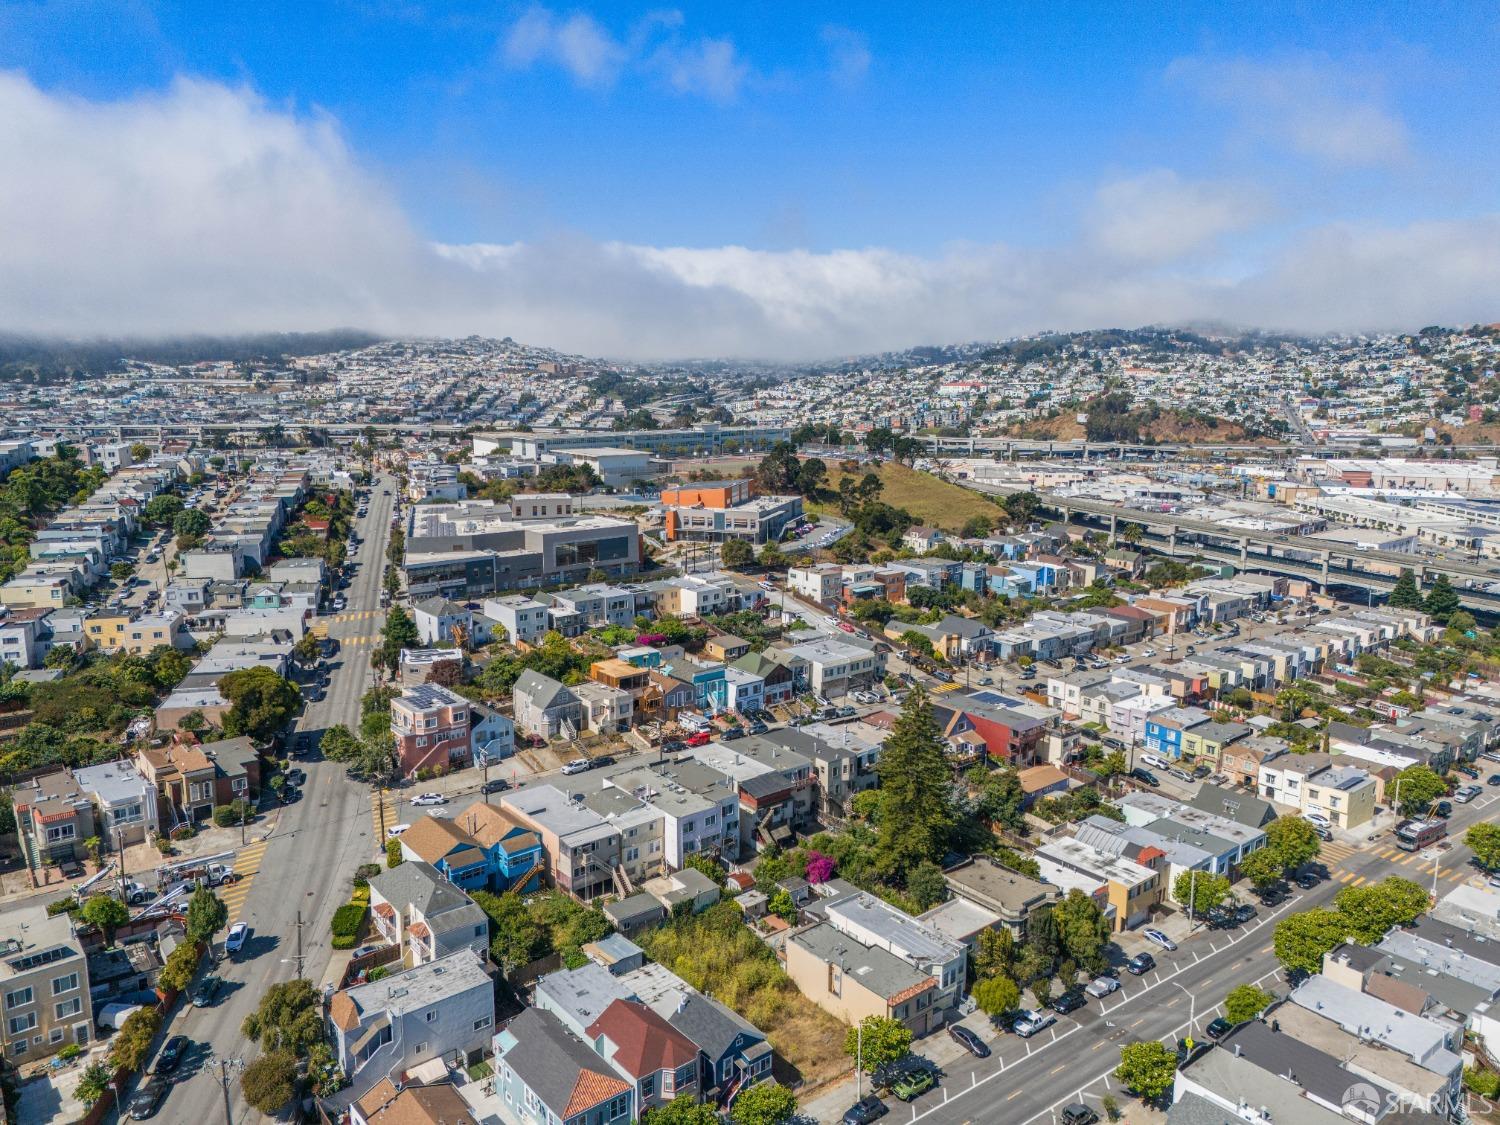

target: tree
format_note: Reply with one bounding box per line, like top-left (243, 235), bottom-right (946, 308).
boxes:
top-left (186, 885), bottom-right (228, 945)
top-left (907, 861), bottom-right (946, 910)
top-left (646, 1097), bottom-right (721, 1125)
top-left (109, 1005), bottom-right (161, 1072)
top-left (110, 561), bottom-right (133, 583)
top-left (684, 853), bottom-right (727, 887)
top-left (1223, 984), bottom-right (1274, 1025)
top-left (218, 666), bottom-right (301, 743)
top-left (1273, 909), bottom-right (1349, 974)
top-left (1173, 870), bottom-right (1231, 917)
top-left (378, 605), bottom-right (420, 667)
top-left (75, 1062), bottom-right (112, 1106)
top-left (149, 646), bottom-right (192, 691)
top-left (142, 494), bottom-right (184, 525)
top-left (241, 1050), bottom-right (297, 1115)
top-left (758, 540), bottom-right (787, 570)
top-left (386, 837), bottom-right (404, 868)
top-left (80, 893), bottom-right (129, 945)
top-left (972, 973), bottom-right (1021, 1017)
top-left (1114, 1040), bottom-right (1177, 1100)
top-left (960, 515), bottom-right (994, 539)
top-left (1392, 764), bottom-right (1446, 815)
top-left (354, 730), bottom-right (397, 784)
top-left (172, 508), bottom-right (211, 541)
top-left (971, 766), bottom-right (1025, 830)
top-left (1423, 573), bottom-right (1461, 624)
top-left (177, 709), bottom-right (207, 733)
top-left (1053, 888), bottom-right (1111, 972)
top-left (766, 888), bottom-right (797, 922)
top-left (729, 1083), bottom-right (798, 1125)
top-left (319, 724), bottom-right (361, 764)
top-left (158, 940), bottom-right (202, 994)
top-left (293, 632), bottom-right (322, 664)
top-left (241, 979), bottom-right (324, 1056)
top-left (804, 851), bottom-right (836, 884)
top-left (471, 890), bottom-right (545, 972)
top-left (1264, 817), bottom-right (1320, 872)
top-left (720, 538), bottom-right (755, 569)
top-left (845, 1015), bottom-right (913, 1074)
top-left (1466, 823), bottom-right (1500, 871)
top-left (128, 442), bottom-right (152, 462)
top-left (875, 689), bottom-right (956, 874)
top-left (973, 927), bottom-right (1014, 980)
top-left (1388, 569), bottom-right (1424, 609)
top-left (1239, 848), bottom-right (1285, 892)
top-left (1335, 877), bottom-right (1429, 944)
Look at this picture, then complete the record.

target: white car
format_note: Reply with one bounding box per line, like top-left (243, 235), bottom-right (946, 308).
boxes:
top-left (225, 923), bottom-right (249, 955)
top-left (386, 823), bottom-right (411, 838)
top-left (1142, 929), bottom-right (1177, 952)
top-left (411, 793), bottom-right (448, 806)
top-left (1140, 648), bottom-right (1156, 658)
top-left (560, 759), bottom-right (592, 776)
top-left (1303, 811), bottom-right (1332, 830)
top-left (1084, 975), bottom-right (1120, 998)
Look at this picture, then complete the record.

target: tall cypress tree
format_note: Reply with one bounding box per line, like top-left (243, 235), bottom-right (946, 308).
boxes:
top-left (1423, 574), bottom-right (1461, 624)
top-left (1388, 569), bottom-right (1424, 610)
top-left (875, 688), bottom-right (956, 878)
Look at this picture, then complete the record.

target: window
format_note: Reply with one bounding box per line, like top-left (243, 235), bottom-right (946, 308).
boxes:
top-left (54, 998), bottom-right (81, 1020)
top-left (50, 974), bottom-right (77, 996)
top-left (45, 824), bottom-right (76, 843)
top-left (474, 924), bottom-right (485, 938)
top-left (425, 1010), bottom-right (437, 1022)
top-left (683, 820), bottom-right (695, 833)
top-left (641, 1075), bottom-right (655, 1098)
top-left (525, 1088), bottom-right (544, 1115)
top-left (49, 1028), bottom-right (64, 1044)
top-left (7, 1013), bottom-right (37, 1036)
top-left (10, 1041), bottom-right (25, 1057)
top-left (704, 814), bottom-right (715, 826)
top-left (473, 1016), bottom-right (492, 1031)
top-left (5, 989), bottom-right (32, 1010)
top-left (609, 1094), bottom-right (631, 1118)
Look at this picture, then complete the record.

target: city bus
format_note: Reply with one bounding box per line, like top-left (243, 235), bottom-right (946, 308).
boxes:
top-left (1394, 818), bottom-right (1447, 852)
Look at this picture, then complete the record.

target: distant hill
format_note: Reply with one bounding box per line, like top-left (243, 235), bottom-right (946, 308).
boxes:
top-left (0, 329), bottom-right (383, 382)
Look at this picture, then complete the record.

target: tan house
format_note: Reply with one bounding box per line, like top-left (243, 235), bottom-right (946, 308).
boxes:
top-left (135, 742), bottom-right (218, 827)
top-left (12, 771), bottom-right (96, 870)
top-left (784, 922), bottom-right (943, 1036)
top-left (0, 904), bottom-right (92, 1062)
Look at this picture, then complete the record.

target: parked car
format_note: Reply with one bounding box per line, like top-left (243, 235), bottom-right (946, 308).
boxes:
top-left (1126, 952), bottom-right (1156, 975)
top-left (1061, 1106), bottom-right (1099, 1125)
top-left (685, 731), bottom-right (712, 747)
top-left (127, 1079), bottom-right (168, 1120)
top-left (890, 1064), bottom-right (936, 1101)
top-left (1488, 774), bottom-right (1500, 787)
top-left (948, 1025), bottom-right (990, 1057)
top-left (721, 727), bottom-right (746, 741)
top-left (1296, 871), bottom-right (1319, 889)
top-left (1050, 991), bottom-right (1086, 1014)
top-left (747, 721), bottom-right (768, 735)
top-left (1303, 811), bottom-right (1332, 829)
top-left (225, 923), bottom-right (249, 955)
top-left (482, 778), bottom-right (510, 794)
top-left (192, 975), bottom-right (221, 1008)
top-left (1084, 975), bottom-right (1120, 998)
top-left (1168, 768), bottom-right (1193, 784)
top-left (1014, 1010), bottom-right (1057, 1038)
top-left (1434, 800), bottom-right (1453, 819)
top-left (1142, 929), bottom-right (1177, 952)
top-left (153, 1035), bottom-right (188, 1075)
top-left (411, 792), bottom-right (448, 806)
top-left (385, 823), bottom-right (411, 839)
top-left (1455, 785), bottom-right (1482, 803)
top-left (1129, 768), bottom-right (1160, 787)
top-left (1233, 904), bottom-right (1258, 924)
top-left (1457, 765), bottom-right (1481, 780)
top-left (560, 759), bottom-right (593, 775)
top-left (660, 739), bottom-right (686, 754)
top-left (1205, 1017), bottom-right (1234, 1040)
top-left (843, 1095), bottom-right (889, 1125)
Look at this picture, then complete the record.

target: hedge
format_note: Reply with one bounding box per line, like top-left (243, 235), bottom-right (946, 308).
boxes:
top-left (331, 886), bottom-right (370, 949)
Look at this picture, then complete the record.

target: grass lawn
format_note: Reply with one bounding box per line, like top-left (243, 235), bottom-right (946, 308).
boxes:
top-left (813, 461), bottom-right (1000, 533)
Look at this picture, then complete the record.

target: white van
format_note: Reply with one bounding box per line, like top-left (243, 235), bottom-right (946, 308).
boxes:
top-left (1139, 753), bottom-right (1169, 771)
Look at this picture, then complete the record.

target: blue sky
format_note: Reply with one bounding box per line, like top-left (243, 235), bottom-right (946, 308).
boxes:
top-left (1, 2), bottom-right (1498, 356)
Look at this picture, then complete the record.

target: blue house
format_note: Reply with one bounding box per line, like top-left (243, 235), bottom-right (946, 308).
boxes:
top-left (1142, 706), bottom-right (1212, 760)
top-left (398, 806), bottom-right (545, 894)
top-left (958, 563), bottom-right (989, 595)
top-left (685, 665), bottom-right (728, 714)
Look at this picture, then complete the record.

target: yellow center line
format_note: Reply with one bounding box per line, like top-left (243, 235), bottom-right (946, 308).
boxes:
top-left (1007, 1090), bottom-right (1022, 1101)
top-left (1049, 1064), bottom-right (1066, 1075)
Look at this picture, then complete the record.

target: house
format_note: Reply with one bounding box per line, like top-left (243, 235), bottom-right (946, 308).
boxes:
top-left (134, 742), bottom-right (219, 828)
top-left (1258, 753), bottom-right (1378, 829)
top-left (0, 905), bottom-right (92, 1062)
top-left (640, 867), bottom-right (721, 916)
top-left (11, 771), bottom-right (96, 870)
top-left (483, 595), bottom-right (551, 646)
top-left (574, 681), bottom-right (633, 734)
top-left (1188, 783), bottom-right (1277, 829)
top-left (73, 759), bottom-right (159, 848)
top-left (1218, 736), bottom-right (1288, 790)
top-left (1034, 837), bottom-right (1164, 932)
top-left (502, 785), bottom-right (622, 901)
top-left (351, 1081), bottom-right (478, 1125)
top-left (411, 597), bottom-right (472, 646)
top-left (941, 857), bottom-right (1060, 940)
top-left (491, 1007), bottom-right (634, 1125)
top-left (398, 808), bottom-right (544, 895)
top-left (731, 652), bottom-right (798, 706)
top-left (782, 638), bottom-right (881, 699)
top-left (586, 999), bottom-right (700, 1112)
top-left (602, 893), bottom-right (668, 938)
top-left (326, 949), bottom-right (494, 1102)
top-left (471, 702), bottom-right (516, 761)
top-left (1016, 764), bottom-right (1071, 807)
top-left (512, 670), bottom-right (583, 741)
top-left (391, 683), bottom-right (473, 778)
top-left (787, 564), bottom-right (843, 604)
top-left (703, 634), bottom-right (751, 662)
top-left (667, 992), bottom-right (773, 1104)
top-left (367, 861), bottom-right (490, 968)
top-left (200, 735), bottom-right (261, 804)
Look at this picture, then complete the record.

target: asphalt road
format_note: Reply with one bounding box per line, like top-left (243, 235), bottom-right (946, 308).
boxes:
top-left (156, 475), bottom-right (395, 1125)
top-left (890, 790), bottom-right (1500, 1125)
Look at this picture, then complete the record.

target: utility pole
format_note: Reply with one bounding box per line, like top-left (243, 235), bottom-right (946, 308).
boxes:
top-left (207, 1055), bottom-right (242, 1125)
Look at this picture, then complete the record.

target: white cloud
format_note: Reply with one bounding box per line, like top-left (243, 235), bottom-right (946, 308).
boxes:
top-left (3, 71), bottom-right (1499, 360)
top-left (1169, 54), bottom-right (1410, 167)
top-left (502, 5), bottom-right (748, 101)
top-left (821, 25), bottom-right (871, 89)
top-left (502, 6), bottom-right (627, 87)
top-left (1086, 170), bottom-right (1269, 263)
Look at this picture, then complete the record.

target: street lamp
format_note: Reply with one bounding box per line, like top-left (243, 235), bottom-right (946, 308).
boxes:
top-left (1172, 981), bottom-right (1197, 1037)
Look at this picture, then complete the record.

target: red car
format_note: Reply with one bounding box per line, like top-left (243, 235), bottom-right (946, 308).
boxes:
top-left (838, 621), bottom-right (856, 633)
top-left (686, 731), bottom-right (712, 746)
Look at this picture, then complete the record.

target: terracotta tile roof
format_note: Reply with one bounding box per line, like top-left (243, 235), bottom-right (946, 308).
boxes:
top-left (398, 815), bottom-right (475, 866)
top-left (328, 991), bottom-right (360, 1031)
top-left (361, 1082), bottom-right (478, 1125)
top-left (585, 999), bottom-right (697, 1079)
top-left (889, 977), bottom-right (936, 1006)
top-left (563, 1069), bottom-right (631, 1117)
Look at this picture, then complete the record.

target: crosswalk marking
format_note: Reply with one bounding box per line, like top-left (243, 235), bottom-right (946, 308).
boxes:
top-left (371, 789), bottom-right (399, 846)
top-left (327, 609), bottom-right (383, 624)
top-left (222, 839), bottom-right (268, 922)
top-left (930, 682), bottom-right (961, 694)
